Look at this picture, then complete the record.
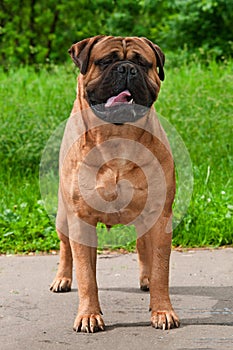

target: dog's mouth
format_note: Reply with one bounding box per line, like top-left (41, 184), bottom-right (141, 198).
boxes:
top-left (89, 90), bottom-right (148, 124)
top-left (105, 90), bottom-right (134, 107)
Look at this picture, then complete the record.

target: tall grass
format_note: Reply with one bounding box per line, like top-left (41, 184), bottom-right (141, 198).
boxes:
top-left (0, 60), bottom-right (232, 253)
top-left (156, 60), bottom-right (232, 246)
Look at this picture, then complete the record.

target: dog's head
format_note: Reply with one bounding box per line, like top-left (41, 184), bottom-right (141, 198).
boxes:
top-left (68, 36), bottom-right (165, 124)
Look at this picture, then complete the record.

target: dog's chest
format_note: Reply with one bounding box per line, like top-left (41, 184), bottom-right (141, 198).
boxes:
top-left (60, 122), bottom-right (170, 226)
top-left (95, 158), bottom-right (147, 202)
top-left (61, 132), bottom-right (153, 224)
top-left (77, 157), bottom-right (148, 225)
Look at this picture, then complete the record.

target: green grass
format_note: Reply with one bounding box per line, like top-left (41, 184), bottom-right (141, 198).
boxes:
top-left (0, 59), bottom-right (232, 253)
top-left (156, 60), bottom-right (233, 246)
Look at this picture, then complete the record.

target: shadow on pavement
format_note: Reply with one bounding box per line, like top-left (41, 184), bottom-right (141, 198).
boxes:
top-left (100, 285), bottom-right (233, 328)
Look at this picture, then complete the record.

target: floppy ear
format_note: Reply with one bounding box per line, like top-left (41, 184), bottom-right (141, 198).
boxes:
top-left (142, 38), bottom-right (165, 81)
top-left (68, 35), bottom-right (105, 74)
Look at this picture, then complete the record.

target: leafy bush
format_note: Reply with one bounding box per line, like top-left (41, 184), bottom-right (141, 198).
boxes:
top-left (162, 0), bottom-right (233, 59)
top-left (0, 0), bottom-right (232, 67)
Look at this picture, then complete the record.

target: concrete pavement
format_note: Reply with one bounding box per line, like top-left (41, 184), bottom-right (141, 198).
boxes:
top-left (1, 248), bottom-right (233, 349)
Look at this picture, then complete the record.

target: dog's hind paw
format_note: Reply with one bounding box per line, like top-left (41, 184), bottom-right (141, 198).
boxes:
top-left (50, 277), bottom-right (72, 293)
top-left (140, 276), bottom-right (150, 291)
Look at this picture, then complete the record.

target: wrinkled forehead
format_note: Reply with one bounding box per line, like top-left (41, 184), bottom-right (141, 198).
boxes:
top-left (92, 36), bottom-right (155, 62)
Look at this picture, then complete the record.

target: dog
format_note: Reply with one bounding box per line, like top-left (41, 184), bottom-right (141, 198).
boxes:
top-left (50, 35), bottom-right (180, 332)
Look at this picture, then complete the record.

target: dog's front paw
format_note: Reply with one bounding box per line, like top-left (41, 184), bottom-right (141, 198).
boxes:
top-left (73, 313), bottom-right (105, 333)
top-left (151, 309), bottom-right (180, 330)
top-left (50, 277), bottom-right (72, 293)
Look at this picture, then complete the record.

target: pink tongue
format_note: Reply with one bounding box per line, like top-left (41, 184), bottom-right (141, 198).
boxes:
top-left (105, 90), bottom-right (131, 107)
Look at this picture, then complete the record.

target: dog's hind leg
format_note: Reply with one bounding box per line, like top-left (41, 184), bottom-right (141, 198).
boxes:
top-left (50, 187), bottom-right (73, 292)
top-left (136, 232), bottom-right (152, 291)
top-left (50, 229), bottom-right (73, 292)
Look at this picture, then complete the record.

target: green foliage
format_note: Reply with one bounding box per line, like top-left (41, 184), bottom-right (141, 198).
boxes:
top-left (162, 0), bottom-right (233, 59)
top-left (0, 199), bottom-right (59, 253)
top-left (0, 171), bottom-right (59, 253)
top-left (0, 0), bottom-right (232, 67)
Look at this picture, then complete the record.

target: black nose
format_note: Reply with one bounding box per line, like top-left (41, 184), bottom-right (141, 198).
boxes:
top-left (117, 62), bottom-right (137, 76)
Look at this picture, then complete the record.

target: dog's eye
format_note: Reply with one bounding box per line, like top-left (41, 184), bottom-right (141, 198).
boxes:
top-left (95, 58), bottom-right (112, 69)
top-left (137, 60), bottom-right (152, 70)
top-left (131, 54), bottom-right (152, 71)
top-left (101, 59), bottom-right (113, 67)
top-left (95, 52), bottom-right (119, 70)
top-left (137, 61), bottom-right (146, 67)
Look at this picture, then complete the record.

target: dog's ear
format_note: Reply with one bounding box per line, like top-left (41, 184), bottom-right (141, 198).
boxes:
top-left (68, 35), bottom-right (105, 74)
top-left (142, 38), bottom-right (165, 81)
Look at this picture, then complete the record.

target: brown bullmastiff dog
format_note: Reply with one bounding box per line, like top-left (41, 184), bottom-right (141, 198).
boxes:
top-left (50, 35), bottom-right (180, 332)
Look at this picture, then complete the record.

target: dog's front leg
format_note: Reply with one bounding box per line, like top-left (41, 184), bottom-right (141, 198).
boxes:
top-left (69, 240), bottom-right (105, 333)
top-left (149, 217), bottom-right (180, 330)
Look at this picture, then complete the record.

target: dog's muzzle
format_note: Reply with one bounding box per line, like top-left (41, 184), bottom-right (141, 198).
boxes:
top-left (88, 62), bottom-right (149, 124)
